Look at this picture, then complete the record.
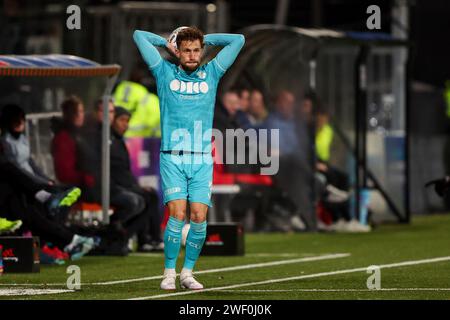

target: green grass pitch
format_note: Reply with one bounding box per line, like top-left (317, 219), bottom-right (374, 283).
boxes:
top-left (1, 214), bottom-right (450, 300)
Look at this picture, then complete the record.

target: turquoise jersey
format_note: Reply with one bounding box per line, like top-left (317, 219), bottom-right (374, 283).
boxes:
top-left (133, 31), bottom-right (245, 153)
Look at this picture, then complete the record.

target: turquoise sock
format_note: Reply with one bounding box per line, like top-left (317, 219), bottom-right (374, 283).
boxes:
top-left (183, 220), bottom-right (207, 270)
top-left (164, 216), bottom-right (185, 269)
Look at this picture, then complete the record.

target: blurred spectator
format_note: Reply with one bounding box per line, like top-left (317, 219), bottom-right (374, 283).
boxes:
top-left (113, 67), bottom-right (161, 138)
top-left (238, 87), bottom-right (251, 112)
top-left (0, 104), bottom-right (82, 219)
top-left (264, 90), bottom-right (312, 230)
top-left (79, 98), bottom-right (115, 202)
top-left (234, 87), bottom-right (253, 129)
top-left (300, 92), bottom-right (370, 232)
top-left (0, 159), bottom-right (80, 221)
top-left (110, 106), bottom-right (163, 252)
top-left (79, 99), bottom-right (158, 255)
top-left (0, 104), bottom-right (53, 186)
top-left (113, 68), bottom-right (147, 114)
top-left (214, 88), bottom-right (241, 130)
top-left (214, 88), bottom-right (253, 173)
top-left (0, 107), bottom-right (97, 260)
top-left (0, 168), bottom-right (97, 260)
top-left (314, 106), bottom-right (351, 227)
top-left (51, 95), bottom-right (93, 188)
top-left (315, 107), bottom-right (333, 163)
top-left (213, 89), bottom-right (271, 230)
top-left (247, 89), bottom-right (269, 127)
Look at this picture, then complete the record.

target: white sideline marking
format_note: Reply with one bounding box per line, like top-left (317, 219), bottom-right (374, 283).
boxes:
top-left (128, 255), bottom-right (450, 300)
top-left (0, 253), bottom-right (349, 288)
top-left (130, 252), bottom-right (319, 258)
top-left (0, 283), bottom-right (66, 286)
top-left (94, 253), bottom-right (350, 285)
top-left (0, 289), bottom-right (74, 296)
top-left (246, 253), bottom-right (304, 258)
top-left (218, 288), bottom-right (450, 293)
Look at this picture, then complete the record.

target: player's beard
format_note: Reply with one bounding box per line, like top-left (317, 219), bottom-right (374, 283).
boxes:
top-left (181, 61), bottom-right (200, 72)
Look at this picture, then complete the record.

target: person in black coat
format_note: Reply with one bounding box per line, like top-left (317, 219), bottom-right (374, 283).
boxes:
top-left (78, 101), bottom-right (159, 254)
top-left (110, 106), bottom-right (163, 252)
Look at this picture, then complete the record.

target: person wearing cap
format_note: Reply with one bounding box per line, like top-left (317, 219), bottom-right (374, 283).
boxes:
top-left (110, 106), bottom-right (163, 252)
top-left (78, 100), bottom-right (154, 255)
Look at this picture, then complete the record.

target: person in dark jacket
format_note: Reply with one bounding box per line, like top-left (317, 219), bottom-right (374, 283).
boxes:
top-left (77, 99), bottom-right (115, 203)
top-left (213, 88), bottom-right (257, 174)
top-left (78, 100), bottom-right (160, 254)
top-left (1, 104), bottom-right (55, 186)
top-left (0, 106), bottom-right (98, 259)
top-left (0, 104), bottom-right (82, 218)
top-left (111, 106), bottom-right (163, 252)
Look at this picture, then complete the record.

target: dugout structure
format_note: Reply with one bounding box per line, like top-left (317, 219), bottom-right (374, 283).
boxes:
top-left (218, 25), bottom-right (410, 223)
top-left (0, 54), bottom-right (121, 224)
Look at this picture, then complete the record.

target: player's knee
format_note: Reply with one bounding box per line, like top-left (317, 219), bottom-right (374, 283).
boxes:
top-left (167, 202), bottom-right (187, 221)
top-left (190, 211), bottom-right (206, 223)
top-left (168, 208), bottom-right (186, 221)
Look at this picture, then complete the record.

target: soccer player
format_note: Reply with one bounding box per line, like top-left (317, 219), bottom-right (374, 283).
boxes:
top-left (133, 27), bottom-right (245, 290)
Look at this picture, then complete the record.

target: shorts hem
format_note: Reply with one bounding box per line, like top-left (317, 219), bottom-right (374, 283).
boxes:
top-left (164, 195), bottom-right (188, 205)
top-left (188, 199), bottom-right (213, 208)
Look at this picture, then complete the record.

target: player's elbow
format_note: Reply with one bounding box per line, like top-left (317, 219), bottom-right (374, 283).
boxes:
top-left (236, 34), bottom-right (245, 46)
top-left (234, 34), bottom-right (245, 50)
top-left (133, 30), bottom-right (143, 42)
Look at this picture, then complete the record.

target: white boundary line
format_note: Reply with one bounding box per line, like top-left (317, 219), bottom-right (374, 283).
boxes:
top-left (127, 255), bottom-right (450, 300)
top-left (98, 252), bottom-right (315, 259)
top-left (93, 253), bottom-right (350, 285)
top-left (0, 253), bottom-right (350, 287)
top-left (245, 253), bottom-right (311, 258)
top-left (0, 288), bottom-right (74, 296)
top-left (0, 283), bottom-right (67, 287)
top-left (218, 288), bottom-right (450, 292)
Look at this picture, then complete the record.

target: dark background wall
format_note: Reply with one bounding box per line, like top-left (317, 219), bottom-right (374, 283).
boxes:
top-left (2, 0), bottom-right (448, 87)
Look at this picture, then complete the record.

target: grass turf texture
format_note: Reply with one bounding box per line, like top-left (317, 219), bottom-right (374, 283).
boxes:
top-left (1, 214), bottom-right (449, 300)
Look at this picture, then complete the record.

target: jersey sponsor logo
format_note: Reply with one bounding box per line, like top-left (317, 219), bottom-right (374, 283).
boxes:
top-left (196, 71), bottom-right (207, 79)
top-left (169, 80), bottom-right (209, 94)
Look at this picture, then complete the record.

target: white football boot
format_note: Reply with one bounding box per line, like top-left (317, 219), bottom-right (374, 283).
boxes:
top-left (160, 269), bottom-right (177, 290)
top-left (180, 269), bottom-right (204, 290)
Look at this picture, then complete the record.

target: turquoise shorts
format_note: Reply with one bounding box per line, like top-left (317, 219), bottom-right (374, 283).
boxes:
top-left (160, 151), bottom-right (213, 207)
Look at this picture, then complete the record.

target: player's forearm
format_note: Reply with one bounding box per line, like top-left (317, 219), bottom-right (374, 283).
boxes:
top-left (204, 33), bottom-right (244, 47)
top-left (133, 30), bottom-right (167, 69)
top-left (205, 33), bottom-right (245, 72)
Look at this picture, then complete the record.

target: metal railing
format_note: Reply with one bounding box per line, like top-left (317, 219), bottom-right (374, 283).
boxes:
top-left (85, 1), bottom-right (228, 80)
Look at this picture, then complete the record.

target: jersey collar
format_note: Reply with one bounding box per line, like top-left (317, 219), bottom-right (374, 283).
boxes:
top-left (177, 64), bottom-right (201, 77)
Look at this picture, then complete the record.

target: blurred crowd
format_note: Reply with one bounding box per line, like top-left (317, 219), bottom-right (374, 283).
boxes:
top-left (213, 86), bottom-right (370, 233)
top-left (0, 72), bottom-right (371, 263)
top-left (0, 96), bottom-right (163, 264)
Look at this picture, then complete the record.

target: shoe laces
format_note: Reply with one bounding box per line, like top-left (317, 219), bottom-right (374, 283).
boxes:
top-left (163, 270), bottom-right (176, 279)
top-left (181, 272), bottom-right (197, 283)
